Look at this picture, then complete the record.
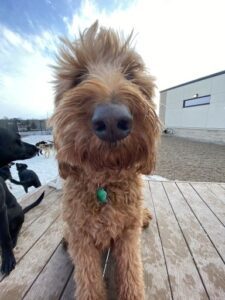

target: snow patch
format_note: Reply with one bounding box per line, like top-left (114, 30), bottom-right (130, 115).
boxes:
top-left (9, 134), bottom-right (58, 199)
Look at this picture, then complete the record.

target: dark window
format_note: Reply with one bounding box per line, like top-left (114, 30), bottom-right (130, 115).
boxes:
top-left (183, 95), bottom-right (210, 108)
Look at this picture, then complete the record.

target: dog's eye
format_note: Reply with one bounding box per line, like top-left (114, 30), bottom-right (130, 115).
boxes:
top-left (72, 72), bottom-right (86, 87)
top-left (124, 61), bottom-right (142, 81)
top-left (73, 77), bottom-right (82, 86)
top-left (125, 72), bottom-right (134, 81)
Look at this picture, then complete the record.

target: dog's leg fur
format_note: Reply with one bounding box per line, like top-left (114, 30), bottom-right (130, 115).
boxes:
top-left (0, 187), bottom-right (16, 274)
top-left (142, 207), bottom-right (153, 228)
top-left (8, 208), bottom-right (24, 247)
top-left (68, 235), bottom-right (107, 300)
top-left (113, 228), bottom-right (144, 300)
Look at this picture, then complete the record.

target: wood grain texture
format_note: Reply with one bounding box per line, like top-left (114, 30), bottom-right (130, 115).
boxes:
top-left (23, 243), bottom-right (73, 300)
top-left (219, 183), bottom-right (225, 190)
top-left (20, 191), bottom-right (62, 234)
top-left (14, 197), bottom-right (60, 261)
top-left (191, 183), bottom-right (225, 225)
top-left (60, 271), bottom-right (75, 300)
top-left (21, 188), bottom-right (61, 232)
top-left (164, 182), bottom-right (225, 299)
top-left (177, 182), bottom-right (225, 262)
top-left (149, 181), bottom-right (208, 300)
top-left (0, 218), bottom-right (63, 300)
top-left (142, 181), bottom-right (172, 300)
top-left (206, 183), bottom-right (225, 205)
top-left (19, 185), bottom-right (52, 206)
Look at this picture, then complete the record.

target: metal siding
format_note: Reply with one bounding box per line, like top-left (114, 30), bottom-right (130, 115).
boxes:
top-left (182, 79), bottom-right (212, 99)
top-left (165, 108), bottom-right (183, 127)
top-left (182, 106), bottom-right (209, 127)
top-left (211, 73), bottom-right (225, 94)
top-left (164, 73), bottom-right (225, 129)
top-left (207, 103), bottom-right (225, 128)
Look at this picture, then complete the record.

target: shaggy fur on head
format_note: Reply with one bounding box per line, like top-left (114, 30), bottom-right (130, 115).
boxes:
top-left (51, 21), bottom-right (160, 300)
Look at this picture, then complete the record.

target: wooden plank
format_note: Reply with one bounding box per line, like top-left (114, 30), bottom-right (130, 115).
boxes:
top-left (14, 198), bottom-right (60, 260)
top-left (0, 217), bottom-right (63, 300)
top-left (191, 183), bottom-right (225, 226)
top-left (105, 257), bottom-right (117, 300)
top-left (164, 182), bottom-right (225, 299)
top-left (219, 183), bottom-right (225, 190)
top-left (23, 243), bottom-right (73, 300)
top-left (21, 189), bottom-right (62, 232)
top-left (149, 181), bottom-right (208, 300)
top-left (142, 181), bottom-right (172, 300)
top-left (0, 194), bottom-right (60, 282)
top-left (60, 271), bottom-right (75, 300)
top-left (177, 182), bottom-right (225, 262)
top-left (19, 185), bottom-right (52, 205)
top-left (206, 183), bottom-right (225, 205)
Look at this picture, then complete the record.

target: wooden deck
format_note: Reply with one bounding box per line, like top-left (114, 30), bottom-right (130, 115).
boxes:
top-left (1, 180), bottom-right (225, 299)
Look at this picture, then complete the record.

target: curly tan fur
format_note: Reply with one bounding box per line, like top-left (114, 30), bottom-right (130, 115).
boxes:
top-left (50, 21), bottom-right (160, 300)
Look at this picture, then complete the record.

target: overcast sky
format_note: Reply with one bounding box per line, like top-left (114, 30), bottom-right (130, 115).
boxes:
top-left (1, 0), bottom-right (225, 118)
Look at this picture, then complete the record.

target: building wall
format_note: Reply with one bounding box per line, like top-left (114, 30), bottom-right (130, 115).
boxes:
top-left (171, 128), bottom-right (225, 144)
top-left (160, 73), bottom-right (225, 143)
top-left (161, 73), bottom-right (225, 129)
top-left (159, 91), bottom-right (167, 123)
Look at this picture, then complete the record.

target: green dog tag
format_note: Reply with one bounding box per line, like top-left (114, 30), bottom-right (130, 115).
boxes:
top-left (96, 188), bottom-right (108, 204)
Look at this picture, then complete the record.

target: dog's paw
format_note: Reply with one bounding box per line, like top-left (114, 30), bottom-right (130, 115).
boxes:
top-left (142, 208), bottom-right (153, 229)
top-left (1, 249), bottom-right (16, 275)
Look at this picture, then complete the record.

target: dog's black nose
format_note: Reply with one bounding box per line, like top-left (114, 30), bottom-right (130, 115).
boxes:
top-left (92, 103), bottom-right (133, 142)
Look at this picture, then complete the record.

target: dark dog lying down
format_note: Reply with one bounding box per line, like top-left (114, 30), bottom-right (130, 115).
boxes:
top-left (10, 163), bottom-right (41, 193)
top-left (0, 127), bottom-right (44, 275)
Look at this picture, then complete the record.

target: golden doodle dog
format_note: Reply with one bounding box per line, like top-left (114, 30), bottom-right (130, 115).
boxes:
top-left (51, 21), bottom-right (160, 300)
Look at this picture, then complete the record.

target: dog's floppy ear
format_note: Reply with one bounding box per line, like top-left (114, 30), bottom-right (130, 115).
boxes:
top-left (58, 162), bottom-right (70, 179)
top-left (138, 114), bottom-right (161, 175)
top-left (139, 152), bottom-right (157, 175)
top-left (58, 162), bottom-right (79, 179)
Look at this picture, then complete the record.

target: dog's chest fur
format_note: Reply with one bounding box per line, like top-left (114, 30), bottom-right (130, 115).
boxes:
top-left (62, 174), bottom-right (143, 249)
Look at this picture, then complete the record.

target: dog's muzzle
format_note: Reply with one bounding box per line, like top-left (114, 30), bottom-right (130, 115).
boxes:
top-left (92, 103), bottom-right (133, 143)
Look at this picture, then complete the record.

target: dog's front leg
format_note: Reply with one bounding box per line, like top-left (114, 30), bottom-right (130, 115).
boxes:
top-left (69, 234), bottom-right (107, 300)
top-left (113, 227), bottom-right (145, 300)
top-left (0, 207), bottom-right (16, 275)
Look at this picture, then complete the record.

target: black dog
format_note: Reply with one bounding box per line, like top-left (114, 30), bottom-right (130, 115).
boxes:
top-left (10, 163), bottom-right (41, 193)
top-left (0, 128), bottom-right (44, 275)
top-left (0, 128), bottom-right (38, 168)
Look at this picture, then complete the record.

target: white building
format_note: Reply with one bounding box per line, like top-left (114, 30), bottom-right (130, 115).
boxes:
top-left (159, 70), bottom-right (225, 144)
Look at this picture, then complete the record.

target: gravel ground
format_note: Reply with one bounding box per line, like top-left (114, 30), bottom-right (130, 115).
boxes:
top-left (155, 135), bottom-right (225, 182)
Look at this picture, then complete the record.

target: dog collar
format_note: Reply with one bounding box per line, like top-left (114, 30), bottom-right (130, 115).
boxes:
top-left (96, 187), bottom-right (108, 204)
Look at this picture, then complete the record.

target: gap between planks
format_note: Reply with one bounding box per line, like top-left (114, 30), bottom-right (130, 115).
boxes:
top-left (0, 191), bottom-right (61, 283)
top-left (0, 217), bottom-right (63, 300)
top-left (162, 181), bottom-right (225, 299)
top-left (149, 181), bottom-right (208, 300)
